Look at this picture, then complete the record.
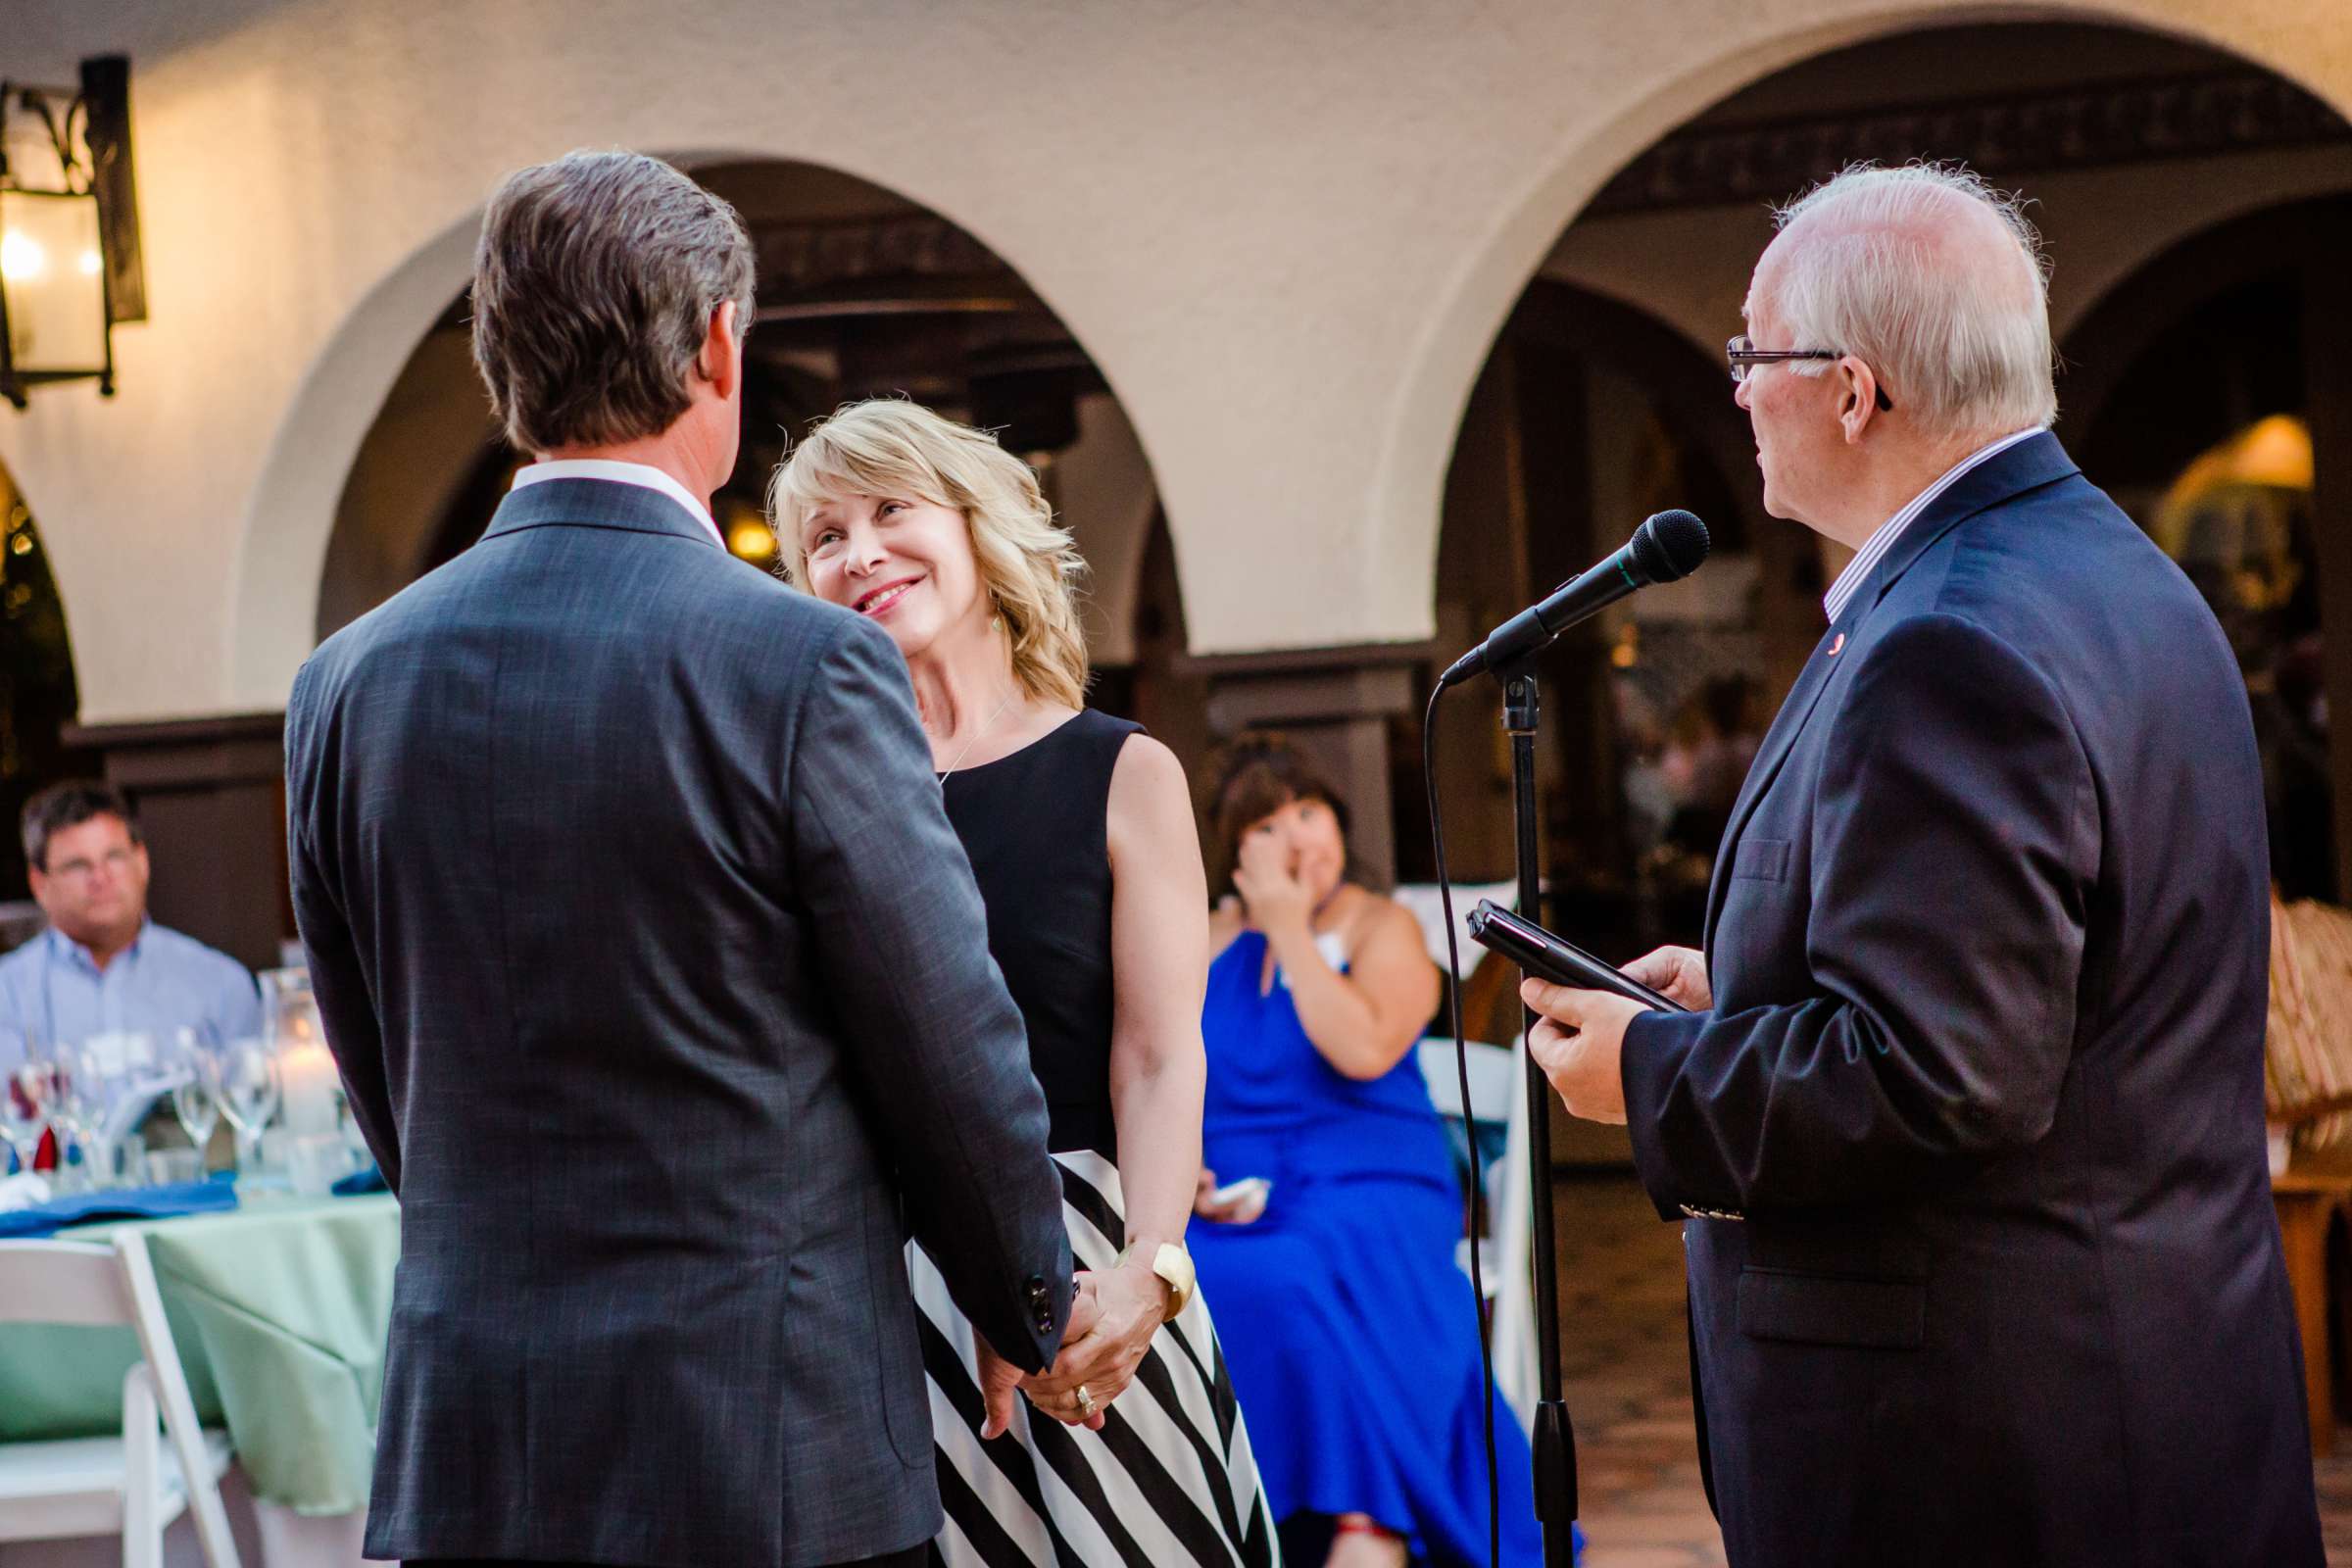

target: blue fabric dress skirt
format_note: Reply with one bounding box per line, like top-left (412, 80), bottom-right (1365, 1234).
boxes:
top-left (1190, 931), bottom-right (1544, 1567)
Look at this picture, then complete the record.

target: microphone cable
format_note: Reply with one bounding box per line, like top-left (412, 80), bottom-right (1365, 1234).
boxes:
top-left (1421, 679), bottom-right (1501, 1568)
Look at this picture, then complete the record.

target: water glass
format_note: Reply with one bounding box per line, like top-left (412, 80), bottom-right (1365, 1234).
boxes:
top-left (216, 1039), bottom-right (282, 1179)
top-left (332, 1081), bottom-right (372, 1167)
top-left (73, 1043), bottom-right (139, 1191)
top-left (286, 1133), bottom-right (354, 1198)
top-left (144, 1148), bottom-right (205, 1185)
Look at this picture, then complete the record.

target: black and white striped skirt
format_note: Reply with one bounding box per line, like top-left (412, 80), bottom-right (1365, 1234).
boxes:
top-left (908, 1149), bottom-right (1280, 1568)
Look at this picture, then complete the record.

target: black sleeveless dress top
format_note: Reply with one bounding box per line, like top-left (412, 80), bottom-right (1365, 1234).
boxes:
top-left (941, 707), bottom-right (1141, 1159)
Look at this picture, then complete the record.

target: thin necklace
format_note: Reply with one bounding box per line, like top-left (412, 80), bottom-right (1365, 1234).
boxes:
top-left (935, 688), bottom-right (1020, 784)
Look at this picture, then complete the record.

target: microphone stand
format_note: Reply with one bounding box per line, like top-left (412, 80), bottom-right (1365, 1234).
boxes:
top-left (1498, 661), bottom-right (1580, 1567)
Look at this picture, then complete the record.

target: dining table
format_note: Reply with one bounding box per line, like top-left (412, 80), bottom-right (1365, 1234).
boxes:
top-left (1, 1189), bottom-right (399, 1567)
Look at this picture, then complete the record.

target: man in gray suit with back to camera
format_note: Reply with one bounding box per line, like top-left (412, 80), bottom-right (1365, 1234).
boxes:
top-left (284, 151), bottom-right (1086, 1568)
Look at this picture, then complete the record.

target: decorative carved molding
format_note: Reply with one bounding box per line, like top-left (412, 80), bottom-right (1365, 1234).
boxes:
top-left (1589, 71), bottom-right (2352, 217)
top-left (752, 213), bottom-right (1015, 296)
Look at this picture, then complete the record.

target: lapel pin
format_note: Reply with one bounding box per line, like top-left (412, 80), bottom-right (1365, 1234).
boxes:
top-left (1828, 632), bottom-right (1846, 658)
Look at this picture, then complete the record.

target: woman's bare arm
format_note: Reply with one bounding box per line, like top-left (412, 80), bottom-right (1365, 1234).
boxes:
top-left (1023, 734), bottom-right (1210, 1414)
top-left (1262, 899), bottom-right (1442, 1081)
top-left (1102, 735), bottom-right (1210, 1257)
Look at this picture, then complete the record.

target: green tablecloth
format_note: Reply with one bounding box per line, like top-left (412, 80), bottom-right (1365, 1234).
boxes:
top-left (0, 1194), bottom-right (400, 1515)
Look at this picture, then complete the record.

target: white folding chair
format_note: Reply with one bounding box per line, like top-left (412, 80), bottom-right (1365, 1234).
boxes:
top-left (1417, 1035), bottom-right (1539, 1438)
top-left (0, 1235), bottom-right (241, 1568)
top-left (1419, 1035), bottom-right (1513, 1299)
top-left (1484, 1040), bottom-right (1541, 1438)
top-left (1392, 880), bottom-right (1521, 981)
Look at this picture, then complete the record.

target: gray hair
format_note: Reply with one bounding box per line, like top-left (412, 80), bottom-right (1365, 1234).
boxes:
top-left (470, 151), bottom-right (757, 454)
top-left (1764, 162), bottom-right (2056, 438)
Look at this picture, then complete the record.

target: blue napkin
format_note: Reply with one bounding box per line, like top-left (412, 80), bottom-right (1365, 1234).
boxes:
top-left (0, 1174), bottom-right (239, 1240)
top-left (331, 1163), bottom-right (388, 1197)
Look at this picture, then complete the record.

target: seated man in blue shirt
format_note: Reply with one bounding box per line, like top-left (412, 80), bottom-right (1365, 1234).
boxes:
top-left (0, 780), bottom-right (263, 1081)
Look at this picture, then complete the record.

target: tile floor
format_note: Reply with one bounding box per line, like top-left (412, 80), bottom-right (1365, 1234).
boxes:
top-left (1546, 1173), bottom-right (2352, 1568)
top-left (1550, 1174), bottom-right (1726, 1568)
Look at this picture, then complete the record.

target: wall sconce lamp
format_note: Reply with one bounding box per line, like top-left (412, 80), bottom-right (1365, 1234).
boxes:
top-left (1, 57), bottom-right (143, 411)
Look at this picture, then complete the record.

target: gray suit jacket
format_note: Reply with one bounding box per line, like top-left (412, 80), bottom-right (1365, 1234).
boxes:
top-left (284, 476), bottom-right (1074, 1568)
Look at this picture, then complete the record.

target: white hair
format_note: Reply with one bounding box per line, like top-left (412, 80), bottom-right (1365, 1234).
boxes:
top-left (1764, 162), bottom-right (2057, 438)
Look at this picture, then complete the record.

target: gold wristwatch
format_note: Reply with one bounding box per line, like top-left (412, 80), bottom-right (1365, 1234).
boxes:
top-left (1123, 1241), bottom-right (1196, 1319)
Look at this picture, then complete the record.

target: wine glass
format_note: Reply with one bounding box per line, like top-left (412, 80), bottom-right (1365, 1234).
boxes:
top-left (60, 1043), bottom-right (135, 1192)
top-left (0, 1031), bottom-right (48, 1179)
top-left (39, 1045), bottom-right (100, 1194)
top-left (170, 1031), bottom-right (223, 1178)
top-left (215, 1039), bottom-right (281, 1181)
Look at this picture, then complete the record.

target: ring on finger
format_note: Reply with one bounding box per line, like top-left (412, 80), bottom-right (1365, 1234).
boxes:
top-left (1074, 1384), bottom-right (1097, 1418)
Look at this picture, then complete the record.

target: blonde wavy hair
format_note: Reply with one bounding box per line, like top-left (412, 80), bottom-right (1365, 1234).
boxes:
top-left (768, 399), bottom-right (1091, 709)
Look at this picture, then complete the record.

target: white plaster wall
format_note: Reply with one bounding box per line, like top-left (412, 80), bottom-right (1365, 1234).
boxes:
top-left (4, 0), bottom-right (2350, 722)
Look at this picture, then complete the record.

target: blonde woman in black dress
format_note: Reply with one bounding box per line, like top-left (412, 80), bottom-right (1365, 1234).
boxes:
top-left (772, 399), bottom-right (1274, 1568)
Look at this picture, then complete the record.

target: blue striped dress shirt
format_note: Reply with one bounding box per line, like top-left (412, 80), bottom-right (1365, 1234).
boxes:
top-left (1822, 427), bottom-right (2045, 623)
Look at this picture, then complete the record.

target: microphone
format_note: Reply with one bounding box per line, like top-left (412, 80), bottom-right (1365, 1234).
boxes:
top-left (1438, 509), bottom-right (1710, 688)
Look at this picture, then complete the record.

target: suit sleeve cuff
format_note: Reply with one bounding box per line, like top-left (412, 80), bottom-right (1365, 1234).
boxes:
top-left (1621, 1006), bottom-right (1708, 1222)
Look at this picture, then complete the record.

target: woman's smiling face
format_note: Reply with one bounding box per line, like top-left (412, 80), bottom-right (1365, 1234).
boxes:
top-left (800, 492), bottom-right (988, 657)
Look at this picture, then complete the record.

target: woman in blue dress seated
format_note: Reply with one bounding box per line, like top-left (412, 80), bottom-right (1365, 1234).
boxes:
top-left (1190, 738), bottom-right (1543, 1568)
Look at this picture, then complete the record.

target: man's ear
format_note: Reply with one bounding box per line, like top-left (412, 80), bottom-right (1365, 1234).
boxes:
top-left (697, 301), bottom-right (743, 400)
top-left (1837, 355), bottom-right (1883, 445)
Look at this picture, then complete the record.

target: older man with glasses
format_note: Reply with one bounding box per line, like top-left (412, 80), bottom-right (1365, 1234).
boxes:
top-left (0, 779), bottom-right (262, 1087)
top-left (1524, 162), bottom-right (2323, 1567)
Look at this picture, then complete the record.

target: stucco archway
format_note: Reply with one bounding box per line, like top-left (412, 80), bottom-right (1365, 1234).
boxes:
top-left (1373, 2), bottom-right (2352, 643)
top-left (228, 147), bottom-right (1175, 710)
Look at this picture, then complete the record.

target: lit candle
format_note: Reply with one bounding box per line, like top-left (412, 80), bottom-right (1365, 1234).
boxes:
top-left (278, 1044), bottom-right (340, 1138)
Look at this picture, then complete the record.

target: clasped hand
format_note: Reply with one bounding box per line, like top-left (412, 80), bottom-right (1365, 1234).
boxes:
top-left (1521, 944), bottom-right (1710, 1125)
top-left (975, 1261), bottom-right (1170, 1439)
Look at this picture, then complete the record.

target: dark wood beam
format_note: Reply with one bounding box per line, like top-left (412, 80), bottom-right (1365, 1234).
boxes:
top-left (62, 712), bottom-right (291, 973)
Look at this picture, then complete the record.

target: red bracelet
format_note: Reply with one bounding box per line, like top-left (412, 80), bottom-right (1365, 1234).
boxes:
top-left (1333, 1514), bottom-right (1399, 1540)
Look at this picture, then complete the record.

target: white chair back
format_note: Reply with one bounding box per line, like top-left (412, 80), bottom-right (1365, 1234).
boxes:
top-left (0, 1240), bottom-right (132, 1328)
top-left (1392, 881), bottom-right (1520, 979)
top-left (1414, 1038), bottom-right (1541, 1439)
top-left (1485, 1040), bottom-right (1541, 1436)
top-left (1395, 882), bottom-right (1550, 1438)
top-left (0, 1235), bottom-right (242, 1568)
top-left (1416, 1038), bottom-right (1516, 1122)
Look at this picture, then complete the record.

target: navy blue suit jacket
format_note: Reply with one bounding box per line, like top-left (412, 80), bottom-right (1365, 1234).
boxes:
top-left (1620, 434), bottom-right (2322, 1566)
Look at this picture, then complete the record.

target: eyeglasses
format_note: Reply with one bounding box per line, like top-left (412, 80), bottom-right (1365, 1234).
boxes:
top-left (1726, 335), bottom-right (1893, 411)
top-left (43, 848), bottom-right (137, 884)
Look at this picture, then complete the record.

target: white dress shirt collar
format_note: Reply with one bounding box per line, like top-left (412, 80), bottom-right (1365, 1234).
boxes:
top-left (511, 459), bottom-right (725, 549)
top-left (1822, 427), bottom-right (2043, 623)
